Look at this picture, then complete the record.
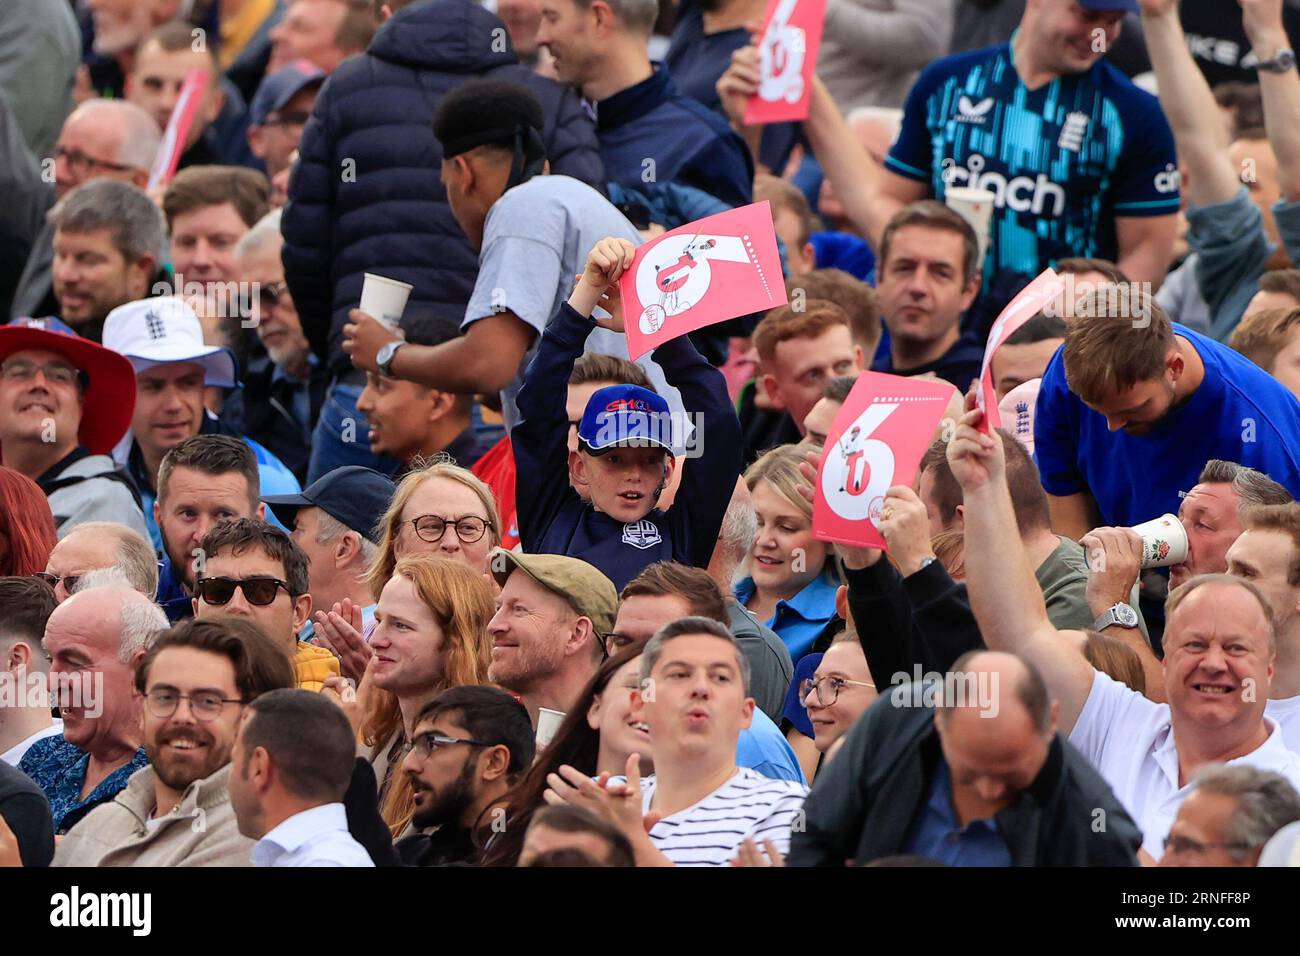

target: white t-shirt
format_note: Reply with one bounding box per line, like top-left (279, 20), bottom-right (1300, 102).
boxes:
top-left (1070, 671), bottom-right (1300, 860)
top-left (1265, 695), bottom-right (1300, 755)
top-left (639, 768), bottom-right (808, 866)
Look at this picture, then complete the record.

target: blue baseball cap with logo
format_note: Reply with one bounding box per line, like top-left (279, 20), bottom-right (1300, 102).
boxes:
top-left (577, 385), bottom-right (674, 455)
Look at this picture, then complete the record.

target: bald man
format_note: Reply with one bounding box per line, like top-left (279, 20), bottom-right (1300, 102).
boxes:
top-left (790, 649), bottom-right (1142, 866)
top-left (43, 521), bottom-right (160, 603)
top-left (10, 99), bottom-right (161, 322)
top-left (17, 586), bottom-right (168, 832)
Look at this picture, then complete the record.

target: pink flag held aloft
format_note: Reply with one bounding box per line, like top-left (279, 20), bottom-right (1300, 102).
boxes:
top-left (619, 201), bottom-right (786, 360)
top-left (813, 372), bottom-right (955, 549)
top-left (743, 0), bottom-right (827, 124)
top-left (147, 67), bottom-right (210, 190)
top-left (977, 268), bottom-right (1064, 434)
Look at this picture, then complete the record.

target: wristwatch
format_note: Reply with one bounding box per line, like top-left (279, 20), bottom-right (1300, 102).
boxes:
top-left (1093, 603), bottom-right (1139, 631)
top-left (376, 340), bottom-right (405, 377)
top-left (1257, 48), bottom-right (1297, 73)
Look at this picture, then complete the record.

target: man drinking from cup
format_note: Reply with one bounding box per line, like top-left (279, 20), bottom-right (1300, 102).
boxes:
top-left (1082, 459), bottom-right (1293, 698)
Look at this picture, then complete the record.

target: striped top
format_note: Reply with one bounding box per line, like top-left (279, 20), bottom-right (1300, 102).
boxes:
top-left (639, 768), bottom-right (808, 867)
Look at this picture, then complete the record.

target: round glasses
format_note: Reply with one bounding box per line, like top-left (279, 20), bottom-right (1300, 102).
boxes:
top-left (799, 675), bottom-right (876, 707)
top-left (144, 688), bottom-right (245, 721)
top-left (196, 576), bottom-right (293, 607)
top-left (408, 515), bottom-right (488, 545)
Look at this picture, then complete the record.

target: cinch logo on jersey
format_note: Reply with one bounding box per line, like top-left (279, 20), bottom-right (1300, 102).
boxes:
top-left (943, 154), bottom-right (1067, 217)
top-left (1154, 163), bottom-right (1181, 194)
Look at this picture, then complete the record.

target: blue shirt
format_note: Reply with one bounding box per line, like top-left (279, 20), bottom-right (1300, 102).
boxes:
top-left (809, 231), bottom-right (876, 283)
top-left (781, 653), bottom-right (822, 739)
top-left (18, 735), bottom-right (149, 833)
top-left (887, 38), bottom-right (1179, 286)
top-left (902, 761), bottom-right (1012, 866)
top-left (735, 570), bottom-right (840, 663)
top-left (595, 66), bottom-right (753, 209)
top-left (736, 709), bottom-right (806, 784)
top-left (270, 352), bottom-right (320, 434)
top-left (1035, 323), bottom-right (1300, 527)
top-left (155, 554), bottom-right (193, 623)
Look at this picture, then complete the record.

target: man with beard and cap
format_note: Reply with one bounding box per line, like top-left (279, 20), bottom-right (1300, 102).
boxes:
top-left (52, 616), bottom-right (294, 865)
top-left (396, 685), bottom-right (536, 866)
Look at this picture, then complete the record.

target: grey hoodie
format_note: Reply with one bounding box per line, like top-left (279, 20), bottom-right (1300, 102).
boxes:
top-left (43, 452), bottom-right (150, 541)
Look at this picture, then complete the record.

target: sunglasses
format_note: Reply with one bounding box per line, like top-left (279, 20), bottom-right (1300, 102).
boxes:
top-left (195, 576), bottom-right (293, 607)
top-left (33, 571), bottom-right (81, 593)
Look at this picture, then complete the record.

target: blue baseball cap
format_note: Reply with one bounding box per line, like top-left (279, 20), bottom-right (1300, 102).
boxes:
top-left (249, 60), bottom-right (326, 127)
top-left (577, 385), bottom-right (674, 455)
top-left (262, 466), bottom-right (396, 542)
top-left (1077, 0), bottom-right (1137, 12)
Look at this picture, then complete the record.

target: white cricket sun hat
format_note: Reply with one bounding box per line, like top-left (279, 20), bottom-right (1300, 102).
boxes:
top-left (101, 296), bottom-right (239, 389)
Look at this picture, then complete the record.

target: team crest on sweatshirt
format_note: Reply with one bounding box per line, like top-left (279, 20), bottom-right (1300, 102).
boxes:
top-left (622, 520), bottom-right (662, 550)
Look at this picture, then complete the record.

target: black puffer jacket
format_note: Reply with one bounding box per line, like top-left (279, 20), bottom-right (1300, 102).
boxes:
top-left (281, 0), bottom-right (604, 379)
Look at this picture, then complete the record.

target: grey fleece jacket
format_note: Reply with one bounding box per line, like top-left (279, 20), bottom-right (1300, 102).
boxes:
top-left (44, 452), bottom-right (149, 541)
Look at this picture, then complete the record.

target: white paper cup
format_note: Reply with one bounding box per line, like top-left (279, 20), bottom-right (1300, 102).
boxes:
top-left (359, 273), bottom-right (412, 329)
top-left (1132, 513), bottom-right (1189, 569)
top-left (944, 187), bottom-right (995, 270)
top-left (536, 707), bottom-right (566, 748)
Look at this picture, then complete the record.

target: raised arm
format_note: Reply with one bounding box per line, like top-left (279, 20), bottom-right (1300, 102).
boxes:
top-left (1242, 0), bottom-right (1300, 201)
top-left (947, 404), bottom-right (1096, 732)
top-left (823, 0), bottom-right (955, 70)
top-left (1139, 0), bottom-right (1240, 207)
top-left (805, 75), bottom-right (924, 248)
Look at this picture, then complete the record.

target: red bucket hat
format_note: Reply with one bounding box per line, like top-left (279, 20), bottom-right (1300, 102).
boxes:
top-left (0, 321), bottom-right (137, 455)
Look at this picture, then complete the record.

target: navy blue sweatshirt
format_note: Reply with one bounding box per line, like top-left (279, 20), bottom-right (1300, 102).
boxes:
top-left (596, 67), bottom-right (753, 211)
top-left (513, 302), bottom-right (742, 590)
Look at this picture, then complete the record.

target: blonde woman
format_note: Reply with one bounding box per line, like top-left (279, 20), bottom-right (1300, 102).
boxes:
top-left (735, 443), bottom-right (841, 663)
top-left (355, 554), bottom-right (494, 837)
top-left (367, 457), bottom-right (503, 593)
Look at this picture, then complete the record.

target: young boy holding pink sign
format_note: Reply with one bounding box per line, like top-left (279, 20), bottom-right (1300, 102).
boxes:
top-left (512, 238), bottom-right (742, 591)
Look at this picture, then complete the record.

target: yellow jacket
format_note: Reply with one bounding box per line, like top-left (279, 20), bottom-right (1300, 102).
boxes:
top-left (294, 642), bottom-right (341, 692)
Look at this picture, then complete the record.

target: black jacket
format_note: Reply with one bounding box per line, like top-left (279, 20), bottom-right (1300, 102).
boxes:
top-left (845, 560), bottom-right (980, 691)
top-left (787, 684), bottom-right (1142, 867)
top-left (281, 0), bottom-right (605, 380)
top-left (0, 761), bottom-right (54, 867)
top-left (228, 358), bottom-right (330, 483)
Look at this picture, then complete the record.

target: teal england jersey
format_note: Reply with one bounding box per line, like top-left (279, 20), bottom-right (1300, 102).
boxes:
top-left (886, 40), bottom-right (1180, 283)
